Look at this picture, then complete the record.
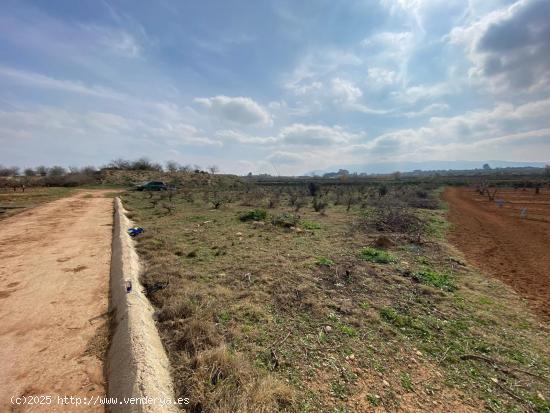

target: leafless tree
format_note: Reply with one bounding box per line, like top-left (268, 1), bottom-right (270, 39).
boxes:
top-left (166, 161), bottom-right (180, 173)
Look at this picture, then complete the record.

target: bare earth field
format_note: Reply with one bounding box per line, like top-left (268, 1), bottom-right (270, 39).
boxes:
top-left (0, 190), bottom-right (113, 412)
top-left (443, 187), bottom-right (550, 319)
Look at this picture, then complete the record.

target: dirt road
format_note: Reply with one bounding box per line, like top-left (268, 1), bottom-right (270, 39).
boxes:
top-left (0, 191), bottom-right (113, 412)
top-left (443, 187), bottom-right (550, 320)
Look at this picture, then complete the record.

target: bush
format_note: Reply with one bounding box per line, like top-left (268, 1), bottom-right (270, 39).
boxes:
top-left (271, 213), bottom-right (299, 228)
top-left (312, 196), bottom-right (327, 213)
top-left (362, 201), bottom-right (424, 234)
top-left (359, 247), bottom-right (396, 264)
top-left (239, 209), bottom-right (267, 222)
top-left (308, 182), bottom-right (320, 196)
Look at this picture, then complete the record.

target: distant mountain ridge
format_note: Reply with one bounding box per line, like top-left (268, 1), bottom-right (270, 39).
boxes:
top-left (309, 160), bottom-right (549, 175)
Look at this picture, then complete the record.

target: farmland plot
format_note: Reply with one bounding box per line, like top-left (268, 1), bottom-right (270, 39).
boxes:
top-left (122, 181), bottom-right (549, 412)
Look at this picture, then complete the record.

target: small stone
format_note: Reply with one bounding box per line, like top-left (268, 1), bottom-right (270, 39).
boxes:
top-left (324, 325), bottom-right (332, 333)
top-left (382, 380), bottom-right (390, 387)
top-left (415, 350), bottom-right (423, 356)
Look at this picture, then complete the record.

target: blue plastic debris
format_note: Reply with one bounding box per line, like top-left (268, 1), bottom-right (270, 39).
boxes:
top-left (125, 279), bottom-right (132, 293)
top-left (127, 227), bottom-right (144, 237)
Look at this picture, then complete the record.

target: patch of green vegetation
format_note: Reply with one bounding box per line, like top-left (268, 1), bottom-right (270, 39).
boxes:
top-left (359, 247), bottom-right (396, 264)
top-left (239, 208), bottom-right (267, 221)
top-left (218, 310), bottom-right (231, 323)
top-left (316, 256), bottom-right (334, 267)
top-left (423, 211), bottom-right (451, 239)
top-left (338, 324), bottom-right (358, 337)
top-left (330, 380), bottom-right (348, 400)
top-left (301, 220), bottom-right (321, 230)
top-left (367, 394), bottom-right (381, 406)
top-left (379, 307), bottom-right (414, 328)
top-left (360, 300), bottom-right (370, 310)
top-left (271, 212), bottom-right (299, 228)
top-left (478, 296), bottom-right (494, 305)
top-left (400, 373), bottom-right (413, 391)
top-left (413, 268), bottom-right (457, 291)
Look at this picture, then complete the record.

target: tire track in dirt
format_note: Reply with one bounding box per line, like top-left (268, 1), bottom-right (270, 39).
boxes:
top-left (443, 187), bottom-right (550, 320)
top-left (0, 191), bottom-right (113, 412)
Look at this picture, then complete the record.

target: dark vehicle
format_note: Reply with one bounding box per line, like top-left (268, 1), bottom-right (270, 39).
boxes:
top-left (136, 181), bottom-right (168, 191)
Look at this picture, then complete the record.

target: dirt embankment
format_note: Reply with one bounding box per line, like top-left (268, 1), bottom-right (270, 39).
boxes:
top-left (0, 191), bottom-right (113, 412)
top-left (443, 187), bottom-right (550, 320)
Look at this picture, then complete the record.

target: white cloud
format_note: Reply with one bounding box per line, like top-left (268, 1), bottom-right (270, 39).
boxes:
top-left (283, 50), bottom-right (362, 96)
top-left (330, 78), bottom-right (362, 104)
top-left (0, 106), bottom-right (221, 149)
top-left (194, 95), bottom-right (272, 125)
top-left (82, 25), bottom-right (142, 58)
top-left (361, 31), bottom-right (413, 51)
top-left (266, 151), bottom-right (307, 165)
top-left (279, 123), bottom-right (364, 146)
top-left (350, 98), bottom-right (550, 159)
top-left (366, 67), bottom-right (400, 87)
top-left (404, 102), bottom-right (449, 118)
top-left (391, 82), bottom-right (452, 104)
top-left (215, 129), bottom-right (277, 144)
top-left (0, 65), bottom-right (126, 100)
top-left (449, 0), bottom-right (550, 93)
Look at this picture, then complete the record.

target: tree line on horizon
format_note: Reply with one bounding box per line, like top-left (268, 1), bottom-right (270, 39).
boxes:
top-left (0, 158), bottom-right (220, 178)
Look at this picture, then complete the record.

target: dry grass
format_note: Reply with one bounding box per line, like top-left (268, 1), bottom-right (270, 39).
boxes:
top-left (122, 181), bottom-right (550, 412)
top-left (0, 187), bottom-right (74, 219)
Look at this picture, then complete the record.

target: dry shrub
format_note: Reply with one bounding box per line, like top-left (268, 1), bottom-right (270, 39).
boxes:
top-left (158, 296), bottom-right (195, 322)
top-left (362, 198), bottom-right (423, 234)
top-left (175, 345), bottom-right (294, 413)
top-left (174, 317), bottom-right (221, 356)
top-left (400, 187), bottom-right (439, 209)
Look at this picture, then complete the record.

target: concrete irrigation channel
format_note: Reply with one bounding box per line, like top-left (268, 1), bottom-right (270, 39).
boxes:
top-left (108, 198), bottom-right (178, 413)
top-left (0, 191), bottom-right (177, 412)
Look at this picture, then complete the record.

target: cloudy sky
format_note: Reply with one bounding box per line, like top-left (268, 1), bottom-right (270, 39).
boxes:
top-left (1, 0), bottom-right (549, 174)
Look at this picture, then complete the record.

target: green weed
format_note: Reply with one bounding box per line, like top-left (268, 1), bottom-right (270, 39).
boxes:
top-left (239, 209), bottom-right (267, 221)
top-left (413, 269), bottom-right (457, 291)
top-left (316, 256), bottom-right (334, 267)
top-left (400, 373), bottom-right (413, 391)
top-left (359, 247), bottom-right (396, 264)
top-left (367, 394), bottom-right (380, 406)
top-left (301, 220), bottom-right (321, 230)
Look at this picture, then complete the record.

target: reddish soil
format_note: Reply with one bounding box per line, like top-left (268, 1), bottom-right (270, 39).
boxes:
top-left (0, 191), bottom-right (113, 412)
top-left (443, 187), bottom-right (550, 320)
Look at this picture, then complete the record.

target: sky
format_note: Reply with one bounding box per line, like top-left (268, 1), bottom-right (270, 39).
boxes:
top-left (1, 0), bottom-right (549, 175)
